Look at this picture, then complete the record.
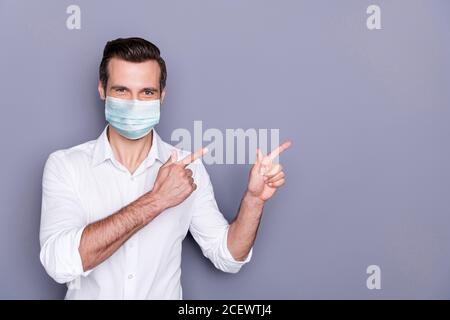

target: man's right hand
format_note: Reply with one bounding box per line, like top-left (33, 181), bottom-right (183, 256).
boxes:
top-left (151, 147), bottom-right (208, 212)
top-left (78, 147), bottom-right (207, 272)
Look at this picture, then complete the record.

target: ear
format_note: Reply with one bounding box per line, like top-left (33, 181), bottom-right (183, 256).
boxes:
top-left (160, 89), bottom-right (166, 104)
top-left (98, 80), bottom-right (106, 100)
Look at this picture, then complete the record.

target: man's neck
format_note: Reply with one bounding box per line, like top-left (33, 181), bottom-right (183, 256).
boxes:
top-left (107, 125), bottom-right (153, 175)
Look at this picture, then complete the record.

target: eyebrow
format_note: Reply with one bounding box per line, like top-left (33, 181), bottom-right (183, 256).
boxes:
top-left (110, 85), bottom-right (159, 92)
top-left (110, 85), bottom-right (129, 91)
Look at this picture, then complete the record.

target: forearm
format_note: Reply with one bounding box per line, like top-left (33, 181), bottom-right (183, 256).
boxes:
top-left (227, 191), bottom-right (265, 261)
top-left (79, 192), bottom-right (163, 271)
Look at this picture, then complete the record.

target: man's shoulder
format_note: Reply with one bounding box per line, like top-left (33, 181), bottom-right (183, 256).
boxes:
top-left (45, 138), bottom-right (97, 171)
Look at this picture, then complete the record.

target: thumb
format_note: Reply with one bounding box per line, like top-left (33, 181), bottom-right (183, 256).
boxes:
top-left (256, 148), bottom-right (264, 164)
top-left (254, 148), bottom-right (264, 175)
top-left (163, 150), bottom-right (178, 166)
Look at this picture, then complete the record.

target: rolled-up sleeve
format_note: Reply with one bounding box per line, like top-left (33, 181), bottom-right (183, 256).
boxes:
top-left (39, 151), bottom-right (91, 284)
top-left (188, 161), bottom-right (253, 274)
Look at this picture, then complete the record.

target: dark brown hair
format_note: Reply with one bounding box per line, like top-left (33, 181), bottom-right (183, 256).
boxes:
top-left (99, 37), bottom-right (167, 92)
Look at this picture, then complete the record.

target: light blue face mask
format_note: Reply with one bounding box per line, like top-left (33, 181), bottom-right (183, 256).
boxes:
top-left (105, 96), bottom-right (160, 140)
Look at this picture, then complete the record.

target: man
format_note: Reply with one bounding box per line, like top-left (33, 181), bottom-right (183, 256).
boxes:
top-left (39, 37), bottom-right (291, 299)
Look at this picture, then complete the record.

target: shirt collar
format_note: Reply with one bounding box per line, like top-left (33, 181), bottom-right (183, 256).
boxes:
top-left (92, 125), bottom-right (171, 168)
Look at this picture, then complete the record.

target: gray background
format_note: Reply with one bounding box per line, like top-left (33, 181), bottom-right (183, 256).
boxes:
top-left (1, 0), bottom-right (450, 299)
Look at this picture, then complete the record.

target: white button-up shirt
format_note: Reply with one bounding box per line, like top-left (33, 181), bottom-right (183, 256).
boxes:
top-left (39, 125), bottom-right (252, 300)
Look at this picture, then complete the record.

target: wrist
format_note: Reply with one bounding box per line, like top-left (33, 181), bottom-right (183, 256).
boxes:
top-left (244, 190), bottom-right (265, 207)
top-left (138, 191), bottom-right (167, 224)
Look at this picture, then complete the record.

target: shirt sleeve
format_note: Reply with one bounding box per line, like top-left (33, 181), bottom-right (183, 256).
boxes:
top-left (188, 160), bottom-right (253, 274)
top-left (39, 151), bottom-right (92, 284)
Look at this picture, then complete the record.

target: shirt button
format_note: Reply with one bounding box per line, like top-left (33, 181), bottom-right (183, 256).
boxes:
top-left (130, 176), bottom-right (135, 181)
top-left (128, 274), bottom-right (134, 280)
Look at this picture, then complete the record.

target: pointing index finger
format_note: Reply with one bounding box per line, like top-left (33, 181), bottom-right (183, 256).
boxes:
top-left (267, 140), bottom-right (292, 161)
top-left (179, 147), bottom-right (208, 166)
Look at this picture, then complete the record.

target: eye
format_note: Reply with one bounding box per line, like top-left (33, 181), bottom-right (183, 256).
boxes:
top-left (114, 88), bottom-right (127, 95)
top-left (144, 89), bottom-right (154, 96)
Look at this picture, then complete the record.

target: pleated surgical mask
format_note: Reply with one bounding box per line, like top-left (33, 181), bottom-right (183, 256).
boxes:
top-left (105, 96), bottom-right (160, 140)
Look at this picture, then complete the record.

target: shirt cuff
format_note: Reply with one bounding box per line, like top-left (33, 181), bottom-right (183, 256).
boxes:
top-left (219, 225), bottom-right (253, 266)
top-left (74, 226), bottom-right (93, 278)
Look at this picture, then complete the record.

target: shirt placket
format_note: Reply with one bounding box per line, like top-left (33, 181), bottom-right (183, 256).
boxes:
top-left (123, 171), bottom-right (140, 299)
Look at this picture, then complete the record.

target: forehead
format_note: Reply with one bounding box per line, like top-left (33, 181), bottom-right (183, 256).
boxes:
top-left (107, 57), bottom-right (161, 87)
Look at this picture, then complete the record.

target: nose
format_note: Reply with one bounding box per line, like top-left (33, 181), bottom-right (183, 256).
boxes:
top-left (130, 92), bottom-right (140, 101)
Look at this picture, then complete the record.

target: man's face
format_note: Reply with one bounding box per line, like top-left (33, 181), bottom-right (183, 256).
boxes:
top-left (98, 57), bottom-right (165, 102)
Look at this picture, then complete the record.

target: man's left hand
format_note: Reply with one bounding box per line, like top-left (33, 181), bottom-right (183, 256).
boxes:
top-left (247, 141), bottom-right (292, 202)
